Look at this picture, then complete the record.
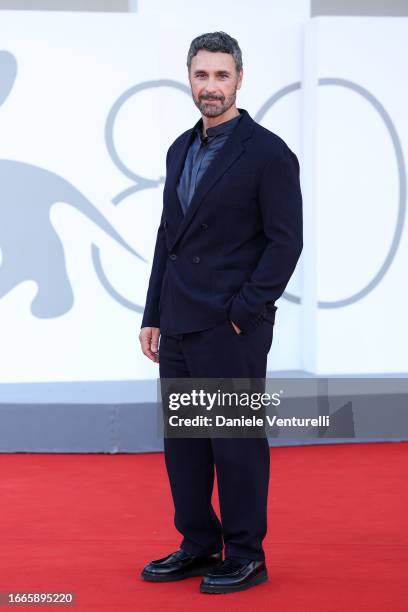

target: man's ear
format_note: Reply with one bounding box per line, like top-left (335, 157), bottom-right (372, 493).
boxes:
top-left (237, 69), bottom-right (243, 90)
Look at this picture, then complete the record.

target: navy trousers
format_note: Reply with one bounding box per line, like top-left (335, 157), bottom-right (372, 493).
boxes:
top-left (158, 317), bottom-right (274, 561)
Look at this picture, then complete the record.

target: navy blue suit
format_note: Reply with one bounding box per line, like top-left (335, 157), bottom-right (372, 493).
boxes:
top-left (141, 107), bottom-right (303, 561)
top-left (141, 107), bottom-right (303, 335)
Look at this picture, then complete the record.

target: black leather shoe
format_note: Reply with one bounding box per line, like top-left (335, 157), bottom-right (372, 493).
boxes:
top-left (140, 549), bottom-right (222, 582)
top-left (200, 557), bottom-right (268, 594)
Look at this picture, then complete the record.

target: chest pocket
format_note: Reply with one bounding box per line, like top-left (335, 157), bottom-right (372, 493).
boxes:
top-left (215, 172), bottom-right (257, 209)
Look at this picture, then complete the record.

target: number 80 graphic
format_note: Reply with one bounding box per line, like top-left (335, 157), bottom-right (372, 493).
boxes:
top-left (93, 78), bottom-right (406, 311)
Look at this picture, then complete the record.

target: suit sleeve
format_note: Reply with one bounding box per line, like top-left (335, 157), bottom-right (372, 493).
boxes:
top-left (140, 147), bottom-right (172, 329)
top-left (228, 144), bottom-right (303, 334)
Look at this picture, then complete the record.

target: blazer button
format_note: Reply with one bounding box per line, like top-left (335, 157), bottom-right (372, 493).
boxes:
top-left (192, 256), bottom-right (200, 264)
top-left (201, 223), bottom-right (208, 230)
top-left (169, 253), bottom-right (177, 260)
top-left (163, 221), bottom-right (168, 229)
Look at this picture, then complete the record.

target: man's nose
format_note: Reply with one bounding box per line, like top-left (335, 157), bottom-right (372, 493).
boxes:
top-left (204, 81), bottom-right (218, 94)
top-left (204, 87), bottom-right (218, 97)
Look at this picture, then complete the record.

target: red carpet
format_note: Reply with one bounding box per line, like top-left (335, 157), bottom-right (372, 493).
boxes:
top-left (0, 442), bottom-right (407, 611)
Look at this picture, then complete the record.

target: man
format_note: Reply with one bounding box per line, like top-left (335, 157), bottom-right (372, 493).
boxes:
top-left (139, 32), bottom-right (303, 594)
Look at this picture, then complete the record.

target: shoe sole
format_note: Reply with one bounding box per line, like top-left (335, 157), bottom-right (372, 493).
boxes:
top-left (140, 564), bottom-right (221, 583)
top-left (200, 569), bottom-right (268, 594)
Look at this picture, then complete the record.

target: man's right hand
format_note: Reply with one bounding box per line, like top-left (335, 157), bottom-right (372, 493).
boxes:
top-left (139, 326), bottom-right (160, 363)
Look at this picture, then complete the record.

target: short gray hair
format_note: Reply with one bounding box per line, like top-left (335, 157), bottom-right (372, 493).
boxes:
top-left (187, 31), bottom-right (243, 74)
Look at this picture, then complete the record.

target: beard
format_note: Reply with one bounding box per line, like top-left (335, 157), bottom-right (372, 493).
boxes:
top-left (193, 89), bottom-right (237, 118)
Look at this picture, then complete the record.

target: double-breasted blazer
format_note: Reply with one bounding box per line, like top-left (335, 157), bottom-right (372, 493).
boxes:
top-left (141, 107), bottom-right (303, 336)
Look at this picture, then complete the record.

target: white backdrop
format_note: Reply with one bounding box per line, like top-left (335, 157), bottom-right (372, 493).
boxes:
top-left (0, 5), bottom-right (406, 385)
top-left (0, 3), bottom-right (308, 383)
top-left (311, 17), bottom-right (408, 373)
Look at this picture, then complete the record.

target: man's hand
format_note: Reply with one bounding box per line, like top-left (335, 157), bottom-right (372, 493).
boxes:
top-left (139, 326), bottom-right (160, 363)
top-left (230, 320), bottom-right (242, 335)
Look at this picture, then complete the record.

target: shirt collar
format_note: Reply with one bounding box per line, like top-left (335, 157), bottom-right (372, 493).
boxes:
top-left (195, 109), bottom-right (243, 139)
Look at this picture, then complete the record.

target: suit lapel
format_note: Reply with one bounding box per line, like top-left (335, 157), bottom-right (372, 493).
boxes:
top-left (169, 108), bottom-right (254, 251)
top-left (165, 127), bottom-right (195, 229)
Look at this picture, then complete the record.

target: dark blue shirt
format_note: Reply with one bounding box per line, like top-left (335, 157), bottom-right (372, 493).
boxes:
top-left (177, 110), bottom-right (243, 215)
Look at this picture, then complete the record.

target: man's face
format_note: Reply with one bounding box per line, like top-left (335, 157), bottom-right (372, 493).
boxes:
top-left (189, 50), bottom-right (243, 118)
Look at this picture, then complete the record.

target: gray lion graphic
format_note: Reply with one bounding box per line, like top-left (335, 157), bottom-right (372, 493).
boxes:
top-left (0, 50), bottom-right (146, 319)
